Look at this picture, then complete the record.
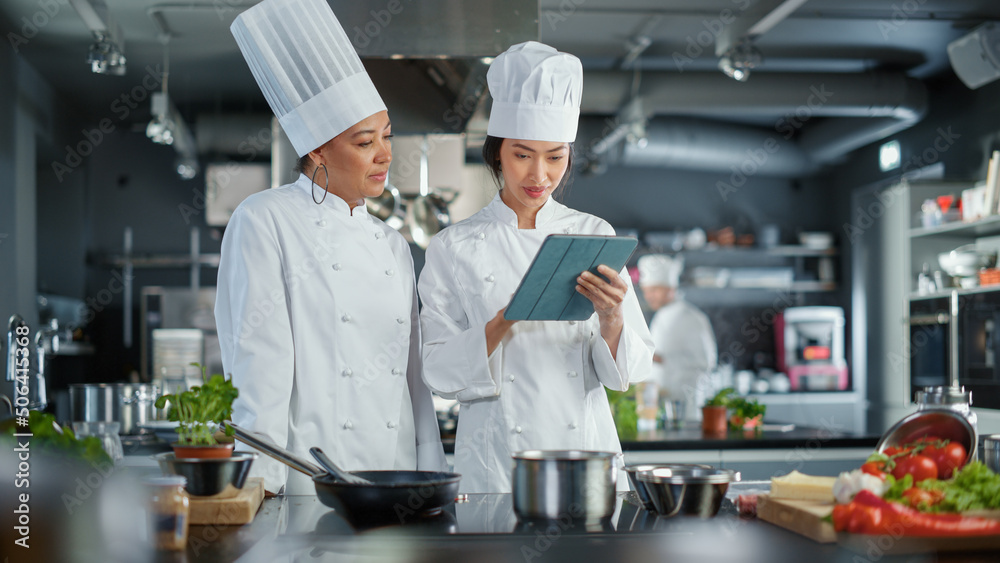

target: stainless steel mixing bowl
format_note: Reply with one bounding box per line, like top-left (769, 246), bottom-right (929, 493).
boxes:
top-left (636, 466), bottom-right (739, 518)
top-left (623, 463), bottom-right (713, 511)
top-left (876, 408), bottom-right (977, 464)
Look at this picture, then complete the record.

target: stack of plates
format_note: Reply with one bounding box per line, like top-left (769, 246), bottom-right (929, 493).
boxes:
top-left (153, 329), bottom-right (205, 392)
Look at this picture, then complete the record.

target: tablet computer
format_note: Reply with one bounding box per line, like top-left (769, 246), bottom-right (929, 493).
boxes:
top-left (504, 234), bottom-right (638, 321)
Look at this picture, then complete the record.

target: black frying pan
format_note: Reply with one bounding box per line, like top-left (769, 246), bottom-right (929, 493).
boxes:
top-left (227, 422), bottom-right (461, 525)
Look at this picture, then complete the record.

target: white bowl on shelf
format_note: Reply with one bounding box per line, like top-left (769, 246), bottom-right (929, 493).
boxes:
top-left (938, 244), bottom-right (995, 278)
top-left (798, 232), bottom-right (833, 249)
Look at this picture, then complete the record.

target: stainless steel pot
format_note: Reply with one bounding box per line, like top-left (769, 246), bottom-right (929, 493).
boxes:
top-left (69, 383), bottom-right (160, 435)
top-left (511, 450), bottom-right (617, 522)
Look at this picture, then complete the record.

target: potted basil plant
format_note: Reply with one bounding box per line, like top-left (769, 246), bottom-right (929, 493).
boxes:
top-left (702, 387), bottom-right (734, 435)
top-left (154, 364), bottom-right (239, 459)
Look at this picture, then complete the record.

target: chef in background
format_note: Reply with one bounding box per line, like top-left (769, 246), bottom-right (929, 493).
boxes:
top-left (218, 0), bottom-right (445, 496)
top-left (638, 254), bottom-right (718, 420)
top-left (418, 41), bottom-right (654, 494)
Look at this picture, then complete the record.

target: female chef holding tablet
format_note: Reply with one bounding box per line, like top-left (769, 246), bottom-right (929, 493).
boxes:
top-left (418, 41), bottom-right (654, 494)
top-left (219, 0), bottom-right (445, 495)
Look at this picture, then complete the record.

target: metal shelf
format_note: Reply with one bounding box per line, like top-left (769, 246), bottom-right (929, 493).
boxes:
top-left (908, 284), bottom-right (1000, 301)
top-left (637, 244), bottom-right (838, 258)
top-left (685, 281), bottom-right (837, 293)
top-left (96, 254), bottom-right (221, 269)
top-left (909, 215), bottom-right (1000, 239)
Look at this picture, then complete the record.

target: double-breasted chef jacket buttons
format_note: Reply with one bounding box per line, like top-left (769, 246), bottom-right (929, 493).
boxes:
top-left (567, 371), bottom-right (578, 377)
top-left (392, 368), bottom-right (402, 375)
top-left (342, 368), bottom-right (352, 377)
top-left (386, 269), bottom-right (394, 276)
top-left (569, 423), bottom-right (577, 429)
top-left (396, 317), bottom-right (406, 324)
top-left (375, 232), bottom-right (384, 240)
top-left (514, 426), bottom-right (522, 434)
top-left (317, 219), bottom-right (327, 227)
top-left (508, 374), bottom-right (515, 382)
top-left (341, 314), bottom-right (352, 322)
top-left (477, 232), bottom-right (485, 240)
top-left (486, 274), bottom-right (495, 282)
top-left (387, 421), bottom-right (396, 429)
top-left (332, 263), bottom-right (342, 271)
top-left (343, 420), bottom-right (353, 430)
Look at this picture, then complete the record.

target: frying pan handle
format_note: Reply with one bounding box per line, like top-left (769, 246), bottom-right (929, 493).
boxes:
top-left (226, 421), bottom-right (323, 477)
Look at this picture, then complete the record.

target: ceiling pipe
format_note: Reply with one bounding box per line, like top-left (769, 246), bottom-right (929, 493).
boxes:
top-left (579, 70), bottom-right (928, 177)
top-left (610, 117), bottom-right (815, 177)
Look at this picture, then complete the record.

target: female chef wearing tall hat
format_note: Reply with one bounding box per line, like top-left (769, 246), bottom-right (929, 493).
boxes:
top-left (417, 41), bottom-right (654, 494)
top-left (218, 0), bottom-right (446, 495)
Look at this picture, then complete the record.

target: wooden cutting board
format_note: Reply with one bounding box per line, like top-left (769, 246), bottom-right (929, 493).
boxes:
top-left (757, 494), bottom-right (836, 543)
top-left (188, 478), bottom-right (264, 525)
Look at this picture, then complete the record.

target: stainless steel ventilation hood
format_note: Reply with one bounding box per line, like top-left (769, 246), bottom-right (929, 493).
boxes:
top-left (339, 0), bottom-right (539, 135)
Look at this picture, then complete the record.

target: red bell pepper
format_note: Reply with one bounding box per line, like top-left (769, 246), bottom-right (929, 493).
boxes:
top-left (833, 490), bottom-right (1000, 537)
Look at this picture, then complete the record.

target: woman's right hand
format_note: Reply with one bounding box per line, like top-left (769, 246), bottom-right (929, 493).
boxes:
top-left (485, 307), bottom-right (517, 356)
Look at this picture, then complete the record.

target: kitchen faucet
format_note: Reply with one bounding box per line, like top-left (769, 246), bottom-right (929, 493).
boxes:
top-left (5, 313), bottom-right (24, 383)
top-left (4, 313), bottom-right (48, 412)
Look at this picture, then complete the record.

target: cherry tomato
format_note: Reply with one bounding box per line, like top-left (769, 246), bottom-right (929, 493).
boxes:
top-left (891, 454), bottom-right (938, 483)
top-left (861, 461), bottom-right (888, 479)
top-left (902, 487), bottom-right (945, 509)
top-left (922, 442), bottom-right (967, 479)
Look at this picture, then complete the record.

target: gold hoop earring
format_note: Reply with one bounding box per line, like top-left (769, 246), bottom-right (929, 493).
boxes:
top-left (311, 164), bottom-right (329, 205)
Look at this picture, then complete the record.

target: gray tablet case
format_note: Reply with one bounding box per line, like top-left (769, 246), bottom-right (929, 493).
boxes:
top-left (504, 235), bottom-right (638, 321)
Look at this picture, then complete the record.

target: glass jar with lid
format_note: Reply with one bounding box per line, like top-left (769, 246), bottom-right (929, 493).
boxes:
top-left (915, 385), bottom-right (977, 432)
top-left (143, 475), bottom-right (189, 551)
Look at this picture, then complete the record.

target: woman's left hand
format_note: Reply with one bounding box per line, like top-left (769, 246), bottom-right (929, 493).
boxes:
top-left (576, 264), bottom-right (626, 320)
top-left (577, 265), bottom-right (627, 357)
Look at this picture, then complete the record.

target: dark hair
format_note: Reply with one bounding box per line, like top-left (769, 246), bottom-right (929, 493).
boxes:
top-left (294, 154), bottom-right (313, 175)
top-left (481, 135), bottom-right (575, 197)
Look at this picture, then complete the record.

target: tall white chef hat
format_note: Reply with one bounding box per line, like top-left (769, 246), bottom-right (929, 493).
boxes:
top-left (486, 41), bottom-right (583, 143)
top-left (231, 0), bottom-right (386, 157)
top-left (638, 254), bottom-right (683, 287)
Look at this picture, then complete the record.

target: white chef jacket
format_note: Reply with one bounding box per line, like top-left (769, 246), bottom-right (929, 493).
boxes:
top-left (215, 174), bottom-right (446, 495)
top-left (418, 193), bottom-right (655, 494)
top-left (649, 297), bottom-right (717, 412)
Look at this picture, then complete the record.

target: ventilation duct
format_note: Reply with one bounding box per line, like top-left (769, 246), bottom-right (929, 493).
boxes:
top-left (580, 71), bottom-right (928, 177)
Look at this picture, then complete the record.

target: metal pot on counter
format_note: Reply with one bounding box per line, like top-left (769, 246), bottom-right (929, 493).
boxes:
top-left (69, 383), bottom-right (160, 435)
top-left (511, 450), bottom-right (617, 523)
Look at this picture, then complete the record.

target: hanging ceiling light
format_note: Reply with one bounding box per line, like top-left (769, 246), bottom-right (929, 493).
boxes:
top-left (145, 41), bottom-right (199, 179)
top-left (718, 40), bottom-right (763, 82)
top-left (69, 0), bottom-right (126, 75)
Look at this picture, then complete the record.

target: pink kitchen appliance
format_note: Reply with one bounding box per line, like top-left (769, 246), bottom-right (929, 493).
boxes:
top-left (776, 306), bottom-right (849, 391)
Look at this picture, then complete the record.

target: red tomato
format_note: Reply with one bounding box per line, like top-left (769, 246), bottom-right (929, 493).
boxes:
top-left (861, 461), bottom-right (888, 479)
top-left (902, 487), bottom-right (945, 509)
top-left (891, 454), bottom-right (938, 483)
top-left (922, 442), bottom-right (967, 479)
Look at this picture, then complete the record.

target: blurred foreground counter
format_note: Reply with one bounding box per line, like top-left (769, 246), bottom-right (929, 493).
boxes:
top-left (156, 493), bottom-right (999, 563)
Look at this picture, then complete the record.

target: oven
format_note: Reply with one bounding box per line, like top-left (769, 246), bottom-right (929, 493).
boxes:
top-left (907, 291), bottom-right (1000, 410)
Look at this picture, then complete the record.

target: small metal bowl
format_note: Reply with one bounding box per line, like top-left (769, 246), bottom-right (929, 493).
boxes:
top-left (153, 452), bottom-right (256, 497)
top-left (982, 435), bottom-right (1000, 473)
top-left (636, 467), bottom-right (739, 518)
top-left (623, 464), bottom-right (713, 511)
top-left (876, 408), bottom-right (977, 463)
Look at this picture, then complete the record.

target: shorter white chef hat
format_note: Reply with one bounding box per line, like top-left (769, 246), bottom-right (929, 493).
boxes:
top-left (231, 0), bottom-right (386, 157)
top-left (486, 41), bottom-right (582, 143)
top-left (638, 254), bottom-right (683, 287)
